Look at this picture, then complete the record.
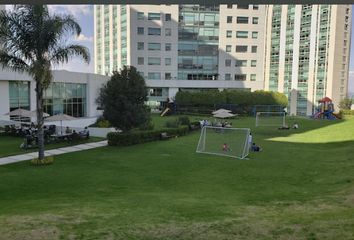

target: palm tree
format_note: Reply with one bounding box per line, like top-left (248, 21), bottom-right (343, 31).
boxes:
top-left (0, 5), bottom-right (90, 160)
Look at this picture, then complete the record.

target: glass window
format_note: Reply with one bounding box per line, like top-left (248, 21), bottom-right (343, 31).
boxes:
top-left (227, 4), bottom-right (233, 9)
top-left (138, 57), bottom-right (144, 65)
top-left (165, 58), bottom-right (171, 66)
top-left (236, 45), bottom-right (248, 52)
top-left (236, 31), bottom-right (248, 38)
top-left (148, 28), bottom-right (161, 36)
top-left (252, 17), bottom-right (259, 24)
top-left (165, 28), bottom-right (172, 36)
top-left (251, 60), bottom-right (257, 67)
top-left (237, 5), bottom-right (249, 9)
top-left (165, 43), bottom-right (171, 51)
top-left (225, 74), bottom-right (231, 80)
top-left (235, 74), bottom-right (247, 81)
top-left (137, 27), bottom-right (144, 35)
top-left (148, 57), bottom-right (161, 65)
top-left (137, 42), bottom-right (144, 50)
top-left (149, 88), bottom-right (163, 96)
top-left (227, 16), bottom-right (232, 23)
top-left (226, 30), bottom-right (232, 38)
top-left (252, 32), bottom-right (258, 39)
top-left (137, 12), bottom-right (144, 20)
top-left (148, 43), bottom-right (161, 50)
top-left (251, 46), bottom-right (257, 53)
top-left (226, 45), bottom-right (232, 52)
top-left (148, 72), bottom-right (161, 80)
top-left (225, 59), bottom-right (231, 67)
top-left (235, 60), bottom-right (247, 67)
top-left (165, 13), bottom-right (171, 21)
top-left (253, 5), bottom-right (259, 10)
top-left (148, 12), bottom-right (160, 20)
top-left (250, 74), bottom-right (256, 81)
top-left (237, 17), bottom-right (248, 24)
top-left (165, 73), bottom-right (172, 80)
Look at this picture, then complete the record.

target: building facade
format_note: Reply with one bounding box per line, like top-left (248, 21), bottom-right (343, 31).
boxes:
top-left (0, 70), bottom-right (108, 120)
top-left (264, 5), bottom-right (352, 115)
top-left (94, 4), bottom-right (351, 116)
top-left (94, 4), bottom-right (265, 103)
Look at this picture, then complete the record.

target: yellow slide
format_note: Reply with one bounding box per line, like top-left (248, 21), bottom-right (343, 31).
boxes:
top-left (160, 108), bottom-right (170, 117)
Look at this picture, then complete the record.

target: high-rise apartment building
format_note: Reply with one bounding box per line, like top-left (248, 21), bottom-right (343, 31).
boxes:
top-left (94, 4), bottom-right (351, 115)
top-left (264, 5), bottom-right (352, 115)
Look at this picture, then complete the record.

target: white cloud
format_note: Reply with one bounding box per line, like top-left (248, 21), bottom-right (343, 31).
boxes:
top-left (348, 71), bottom-right (354, 95)
top-left (48, 5), bottom-right (92, 18)
top-left (54, 57), bottom-right (94, 74)
top-left (74, 33), bottom-right (93, 42)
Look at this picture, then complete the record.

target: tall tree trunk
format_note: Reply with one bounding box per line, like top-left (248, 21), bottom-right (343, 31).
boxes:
top-left (35, 80), bottom-right (45, 160)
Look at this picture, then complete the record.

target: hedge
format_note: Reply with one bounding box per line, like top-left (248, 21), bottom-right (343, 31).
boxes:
top-left (107, 125), bottom-right (189, 146)
top-left (339, 110), bottom-right (354, 116)
top-left (175, 90), bottom-right (288, 114)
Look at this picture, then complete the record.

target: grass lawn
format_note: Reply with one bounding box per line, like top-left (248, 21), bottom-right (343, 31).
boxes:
top-left (0, 115), bottom-right (354, 239)
top-left (0, 136), bottom-right (104, 158)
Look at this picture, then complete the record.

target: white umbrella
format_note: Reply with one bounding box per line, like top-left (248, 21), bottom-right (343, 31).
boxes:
top-left (30, 110), bottom-right (50, 118)
top-left (45, 114), bottom-right (76, 134)
top-left (213, 112), bottom-right (236, 119)
top-left (212, 108), bottom-right (232, 115)
top-left (5, 108), bottom-right (35, 118)
top-left (0, 119), bottom-right (20, 127)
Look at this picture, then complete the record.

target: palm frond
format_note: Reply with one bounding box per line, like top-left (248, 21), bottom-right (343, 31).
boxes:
top-left (0, 50), bottom-right (29, 73)
top-left (50, 44), bottom-right (90, 65)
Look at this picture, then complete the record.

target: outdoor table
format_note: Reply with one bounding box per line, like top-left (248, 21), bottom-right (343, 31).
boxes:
top-left (50, 133), bottom-right (71, 142)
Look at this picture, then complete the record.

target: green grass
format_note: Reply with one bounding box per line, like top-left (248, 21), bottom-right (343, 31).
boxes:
top-left (0, 116), bottom-right (354, 239)
top-left (0, 136), bottom-right (104, 158)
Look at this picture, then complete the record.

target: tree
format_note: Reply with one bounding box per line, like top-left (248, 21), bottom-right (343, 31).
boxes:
top-left (97, 66), bottom-right (150, 131)
top-left (339, 97), bottom-right (353, 110)
top-left (0, 5), bottom-right (89, 160)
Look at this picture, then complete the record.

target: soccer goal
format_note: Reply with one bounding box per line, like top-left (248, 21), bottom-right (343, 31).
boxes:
top-left (255, 111), bottom-right (286, 127)
top-left (196, 126), bottom-right (251, 159)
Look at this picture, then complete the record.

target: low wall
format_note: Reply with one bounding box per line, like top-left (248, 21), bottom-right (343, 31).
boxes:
top-left (54, 126), bottom-right (117, 138)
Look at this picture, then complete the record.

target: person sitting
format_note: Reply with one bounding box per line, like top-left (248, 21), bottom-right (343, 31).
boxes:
top-left (65, 126), bottom-right (72, 134)
top-left (79, 127), bottom-right (90, 139)
top-left (222, 143), bottom-right (230, 152)
top-left (293, 123), bottom-right (299, 129)
top-left (251, 143), bottom-right (262, 152)
top-left (278, 124), bottom-right (290, 130)
top-left (70, 130), bottom-right (79, 142)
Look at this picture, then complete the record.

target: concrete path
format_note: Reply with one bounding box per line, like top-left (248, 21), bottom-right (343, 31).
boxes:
top-left (0, 140), bottom-right (108, 166)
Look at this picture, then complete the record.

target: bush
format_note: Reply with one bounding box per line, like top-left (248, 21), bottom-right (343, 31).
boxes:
top-left (178, 116), bottom-right (190, 126)
top-left (339, 110), bottom-right (354, 116)
top-left (165, 119), bottom-right (180, 128)
top-left (107, 126), bottom-right (189, 146)
top-left (89, 116), bottom-right (112, 128)
top-left (138, 121), bottom-right (154, 131)
top-left (175, 90), bottom-right (288, 115)
top-left (31, 156), bottom-right (54, 166)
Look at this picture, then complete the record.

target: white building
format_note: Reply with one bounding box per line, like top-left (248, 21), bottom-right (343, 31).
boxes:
top-left (0, 70), bottom-right (107, 120)
top-left (94, 4), bottom-right (351, 116)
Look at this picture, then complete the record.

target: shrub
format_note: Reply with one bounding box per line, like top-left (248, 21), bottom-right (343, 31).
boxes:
top-left (138, 121), bottom-right (154, 131)
top-left (107, 126), bottom-right (189, 146)
top-left (31, 156), bottom-right (54, 166)
top-left (339, 110), bottom-right (354, 116)
top-left (178, 116), bottom-right (190, 126)
top-left (165, 119), bottom-right (180, 128)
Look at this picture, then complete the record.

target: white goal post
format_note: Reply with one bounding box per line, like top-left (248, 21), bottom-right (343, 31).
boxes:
top-left (196, 126), bottom-right (251, 160)
top-left (255, 111), bottom-right (286, 127)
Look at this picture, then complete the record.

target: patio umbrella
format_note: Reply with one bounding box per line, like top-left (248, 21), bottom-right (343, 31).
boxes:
top-left (0, 119), bottom-right (20, 127)
top-left (212, 108), bottom-right (232, 115)
top-left (30, 110), bottom-right (50, 118)
top-left (213, 111), bottom-right (236, 119)
top-left (5, 108), bottom-right (35, 118)
top-left (45, 114), bottom-right (77, 134)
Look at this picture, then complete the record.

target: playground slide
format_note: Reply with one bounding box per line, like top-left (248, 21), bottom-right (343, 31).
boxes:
top-left (160, 108), bottom-right (170, 117)
top-left (313, 112), bottom-right (322, 119)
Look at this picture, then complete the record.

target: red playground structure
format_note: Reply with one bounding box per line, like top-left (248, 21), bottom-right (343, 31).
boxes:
top-left (313, 97), bottom-right (341, 120)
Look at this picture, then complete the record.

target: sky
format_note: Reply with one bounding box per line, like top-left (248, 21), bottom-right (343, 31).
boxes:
top-left (5, 5), bottom-right (354, 94)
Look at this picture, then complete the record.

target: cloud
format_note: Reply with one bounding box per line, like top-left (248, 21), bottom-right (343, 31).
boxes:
top-left (47, 5), bottom-right (92, 18)
top-left (74, 33), bottom-right (93, 42)
top-left (348, 71), bottom-right (354, 95)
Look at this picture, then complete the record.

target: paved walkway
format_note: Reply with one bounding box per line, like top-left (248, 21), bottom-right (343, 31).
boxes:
top-left (0, 140), bottom-right (108, 166)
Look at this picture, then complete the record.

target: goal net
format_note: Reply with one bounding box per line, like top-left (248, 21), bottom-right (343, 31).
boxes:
top-left (255, 112), bottom-right (286, 127)
top-left (196, 126), bottom-right (250, 159)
